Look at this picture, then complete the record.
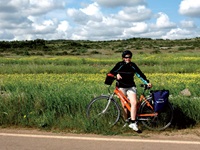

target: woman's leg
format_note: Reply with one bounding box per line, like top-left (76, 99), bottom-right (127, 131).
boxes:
top-left (127, 92), bottom-right (137, 121)
top-left (119, 88), bottom-right (129, 120)
top-left (127, 91), bottom-right (139, 131)
top-left (120, 99), bottom-right (129, 120)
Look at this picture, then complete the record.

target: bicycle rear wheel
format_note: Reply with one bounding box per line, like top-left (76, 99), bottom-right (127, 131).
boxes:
top-left (86, 95), bottom-right (121, 126)
top-left (140, 102), bottom-right (173, 130)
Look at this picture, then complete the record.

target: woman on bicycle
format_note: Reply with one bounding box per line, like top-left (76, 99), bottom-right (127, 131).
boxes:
top-left (109, 50), bottom-right (152, 132)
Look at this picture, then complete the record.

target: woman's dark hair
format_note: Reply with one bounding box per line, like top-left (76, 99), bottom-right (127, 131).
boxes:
top-left (122, 50), bottom-right (132, 58)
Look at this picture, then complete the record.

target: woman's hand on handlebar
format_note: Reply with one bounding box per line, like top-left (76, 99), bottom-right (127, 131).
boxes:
top-left (116, 74), bottom-right (122, 80)
top-left (147, 83), bottom-right (152, 88)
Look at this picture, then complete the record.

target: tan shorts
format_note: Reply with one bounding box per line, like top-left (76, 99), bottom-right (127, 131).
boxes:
top-left (119, 87), bottom-right (137, 96)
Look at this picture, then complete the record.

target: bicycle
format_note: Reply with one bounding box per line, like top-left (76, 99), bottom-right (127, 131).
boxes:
top-left (86, 74), bottom-right (174, 131)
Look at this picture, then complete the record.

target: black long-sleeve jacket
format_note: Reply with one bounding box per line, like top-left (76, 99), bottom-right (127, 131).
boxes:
top-left (109, 61), bottom-right (149, 88)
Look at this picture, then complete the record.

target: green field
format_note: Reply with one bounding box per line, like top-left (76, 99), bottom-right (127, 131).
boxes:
top-left (0, 38), bottom-right (200, 135)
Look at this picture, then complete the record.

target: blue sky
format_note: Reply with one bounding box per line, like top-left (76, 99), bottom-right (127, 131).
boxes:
top-left (147, 0), bottom-right (182, 20)
top-left (0, 0), bottom-right (200, 41)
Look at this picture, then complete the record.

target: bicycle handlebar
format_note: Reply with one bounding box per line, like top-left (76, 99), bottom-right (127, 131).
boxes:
top-left (140, 84), bottom-right (151, 90)
top-left (107, 73), bottom-right (151, 94)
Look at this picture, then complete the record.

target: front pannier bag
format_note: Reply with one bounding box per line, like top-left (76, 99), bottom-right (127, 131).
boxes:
top-left (152, 90), bottom-right (169, 112)
top-left (104, 73), bottom-right (115, 85)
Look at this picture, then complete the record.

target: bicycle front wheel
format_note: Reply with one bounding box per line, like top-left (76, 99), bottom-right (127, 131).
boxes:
top-left (86, 95), bottom-right (121, 126)
top-left (140, 102), bottom-right (173, 131)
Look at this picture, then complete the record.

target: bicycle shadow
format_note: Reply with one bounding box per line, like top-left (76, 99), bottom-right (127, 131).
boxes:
top-left (171, 105), bottom-right (196, 129)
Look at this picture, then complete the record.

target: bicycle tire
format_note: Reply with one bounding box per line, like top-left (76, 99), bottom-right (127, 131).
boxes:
top-left (86, 95), bottom-right (121, 126)
top-left (139, 102), bottom-right (173, 131)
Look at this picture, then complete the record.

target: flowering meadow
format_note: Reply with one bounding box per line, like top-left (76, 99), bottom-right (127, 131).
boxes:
top-left (0, 52), bottom-right (200, 134)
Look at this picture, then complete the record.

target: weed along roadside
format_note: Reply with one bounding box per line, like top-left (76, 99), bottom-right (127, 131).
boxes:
top-left (0, 73), bottom-right (200, 134)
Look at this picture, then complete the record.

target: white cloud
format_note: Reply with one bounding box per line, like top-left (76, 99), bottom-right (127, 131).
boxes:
top-left (0, 30), bottom-right (15, 40)
top-left (80, 2), bottom-right (100, 16)
top-left (179, 0), bottom-right (200, 17)
top-left (32, 20), bottom-right (55, 34)
top-left (66, 2), bottom-right (152, 40)
top-left (101, 17), bottom-right (126, 27)
top-left (0, 0), bottom-right (199, 41)
top-left (162, 28), bottom-right (193, 39)
top-left (67, 8), bottom-right (90, 24)
top-left (155, 12), bottom-right (176, 29)
top-left (116, 5), bottom-right (152, 22)
top-left (180, 20), bottom-right (196, 28)
top-left (93, 0), bottom-right (146, 7)
top-left (0, 0), bottom-right (65, 16)
top-left (26, 0), bottom-right (65, 16)
top-left (67, 3), bottom-right (102, 24)
top-left (71, 19), bottom-right (125, 41)
top-left (140, 31), bottom-right (165, 39)
top-left (0, 0), bottom-right (66, 40)
top-left (123, 22), bottom-right (148, 36)
top-left (54, 21), bottom-right (71, 39)
top-left (57, 21), bottom-right (70, 32)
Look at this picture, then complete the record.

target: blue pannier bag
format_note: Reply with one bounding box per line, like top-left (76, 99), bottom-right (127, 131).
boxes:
top-left (152, 90), bottom-right (169, 112)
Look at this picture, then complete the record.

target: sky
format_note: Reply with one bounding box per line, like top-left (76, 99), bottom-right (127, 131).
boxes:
top-left (0, 0), bottom-right (200, 41)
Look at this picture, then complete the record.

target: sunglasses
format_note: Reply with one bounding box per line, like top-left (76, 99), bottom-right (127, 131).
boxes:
top-left (124, 56), bottom-right (131, 58)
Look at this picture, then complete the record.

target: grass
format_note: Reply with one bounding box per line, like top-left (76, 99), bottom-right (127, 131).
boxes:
top-left (0, 51), bottom-right (200, 134)
top-left (0, 53), bottom-right (200, 74)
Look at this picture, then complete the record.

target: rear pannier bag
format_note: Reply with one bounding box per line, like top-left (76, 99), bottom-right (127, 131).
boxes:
top-left (104, 73), bottom-right (115, 85)
top-left (152, 90), bottom-right (169, 112)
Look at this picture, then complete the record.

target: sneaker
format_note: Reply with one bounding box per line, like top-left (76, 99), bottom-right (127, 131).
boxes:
top-left (129, 123), bottom-right (139, 131)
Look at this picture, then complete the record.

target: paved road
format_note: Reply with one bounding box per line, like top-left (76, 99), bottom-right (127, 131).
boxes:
top-left (0, 130), bottom-right (200, 150)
